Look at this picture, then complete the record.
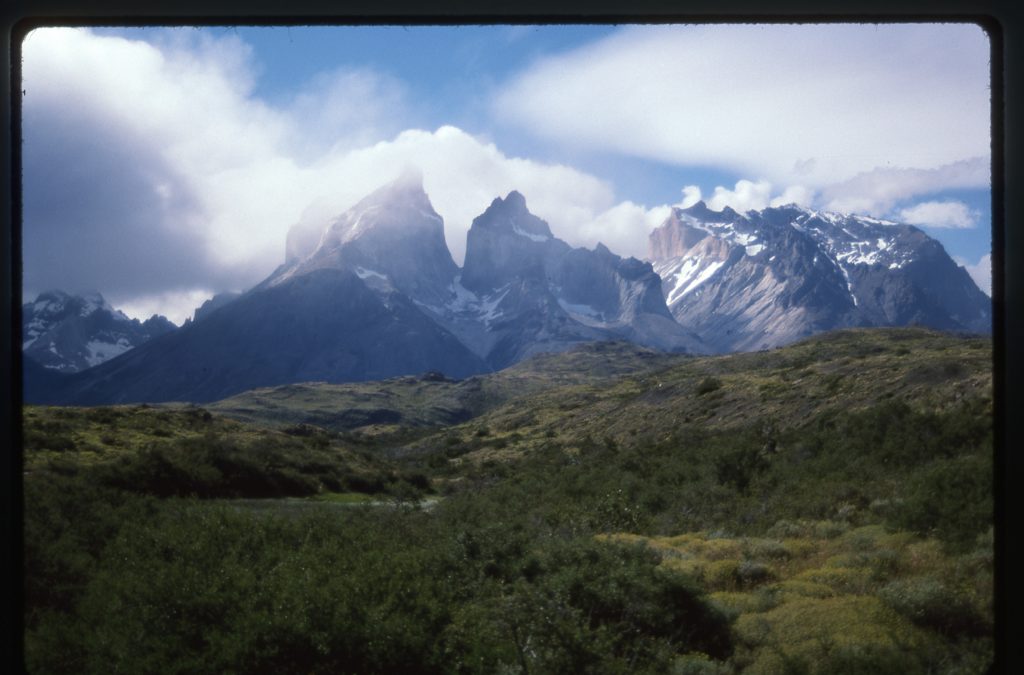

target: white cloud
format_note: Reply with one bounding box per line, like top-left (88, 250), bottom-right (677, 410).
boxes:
top-left (706, 180), bottom-right (772, 212)
top-left (22, 27), bottom-right (300, 300)
top-left (679, 179), bottom-right (814, 214)
top-left (284, 67), bottom-right (410, 159)
top-left (114, 289), bottom-right (220, 326)
top-left (287, 125), bottom-right (616, 265)
top-left (577, 202), bottom-right (673, 260)
top-left (897, 200), bottom-right (978, 229)
top-left (956, 254), bottom-right (991, 296)
top-left (20, 28), bottom-right (643, 320)
top-left (770, 185), bottom-right (815, 208)
top-left (678, 185), bottom-right (703, 208)
top-left (820, 158), bottom-right (989, 215)
top-left (496, 24), bottom-right (990, 188)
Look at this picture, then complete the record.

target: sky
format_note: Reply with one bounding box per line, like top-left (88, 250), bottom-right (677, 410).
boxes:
top-left (20, 23), bottom-right (993, 324)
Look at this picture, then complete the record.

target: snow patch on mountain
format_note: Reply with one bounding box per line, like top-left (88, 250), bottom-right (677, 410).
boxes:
top-left (23, 291), bottom-right (176, 372)
top-left (558, 299), bottom-right (603, 321)
top-left (647, 200), bottom-right (990, 352)
top-left (80, 292), bottom-right (126, 320)
top-left (513, 224), bottom-right (550, 242)
top-left (657, 258), bottom-right (725, 305)
top-left (85, 338), bottom-right (134, 368)
top-left (355, 267), bottom-right (388, 281)
top-left (479, 287), bottom-right (510, 325)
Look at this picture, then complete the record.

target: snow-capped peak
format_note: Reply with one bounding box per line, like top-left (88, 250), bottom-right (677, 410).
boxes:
top-left (79, 291), bottom-right (128, 320)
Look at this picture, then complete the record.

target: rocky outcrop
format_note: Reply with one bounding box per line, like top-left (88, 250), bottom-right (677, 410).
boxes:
top-left (649, 202), bottom-right (991, 351)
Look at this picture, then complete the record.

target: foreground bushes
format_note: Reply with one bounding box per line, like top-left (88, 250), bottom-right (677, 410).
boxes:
top-left (24, 474), bottom-right (732, 674)
top-left (22, 387), bottom-right (992, 672)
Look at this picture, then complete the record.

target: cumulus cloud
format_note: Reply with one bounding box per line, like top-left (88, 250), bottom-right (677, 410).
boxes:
top-left (676, 180), bottom-right (814, 213)
top-left (284, 67), bottom-right (411, 159)
top-left (496, 23), bottom-right (990, 188)
top-left (956, 253), bottom-right (991, 296)
top-left (897, 200), bottom-right (978, 229)
top-left (575, 202), bottom-right (673, 260)
top-left (678, 185), bottom-right (703, 208)
top-left (22, 27), bottom-right (298, 314)
top-left (20, 28), bottom-right (638, 321)
top-left (770, 185), bottom-right (815, 208)
top-left (285, 125), bottom-right (616, 265)
top-left (706, 180), bottom-right (772, 212)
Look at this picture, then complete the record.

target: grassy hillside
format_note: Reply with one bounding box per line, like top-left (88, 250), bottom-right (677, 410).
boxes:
top-left (407, 327), bottom-right (989, 462)
top-left (208, 340), bottom-right (680, 433)
top-left (22, 404), bottom-right (426, 498)
top-left (22, 328), bottom-right (993, 673)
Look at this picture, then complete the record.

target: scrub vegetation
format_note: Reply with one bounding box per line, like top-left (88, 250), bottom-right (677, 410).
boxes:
top-left (23, 328), bottom-right (993, 673)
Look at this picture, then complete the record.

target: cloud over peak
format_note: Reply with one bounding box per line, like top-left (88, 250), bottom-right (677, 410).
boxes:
top-left (898, 201), bottom-right (978, 229)
top-left (496, 23), bottom-right (990, 187)
top-left (21, 25), bottom-right (992, 323)
top-left (21, 29), bottom-right (642, 319)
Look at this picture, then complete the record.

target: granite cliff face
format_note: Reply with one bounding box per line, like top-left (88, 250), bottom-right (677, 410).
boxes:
top-left (422, 191), bottom-right (705, 369)
top-left (649, 202), bottom-right (990, 351)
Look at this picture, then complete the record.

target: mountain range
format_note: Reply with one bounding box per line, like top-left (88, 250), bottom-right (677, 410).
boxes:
top-left (22, 290), bottom-right (175, 373)
top-left (649, 201), bottom-right (991, 351)
top-left (23, 172), bottom-right (990, 405)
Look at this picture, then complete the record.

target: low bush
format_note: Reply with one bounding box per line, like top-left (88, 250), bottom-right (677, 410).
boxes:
top-left (879, 577), bottom-right (989, 637)
top-left (890, 455), bottom-right (992, 552)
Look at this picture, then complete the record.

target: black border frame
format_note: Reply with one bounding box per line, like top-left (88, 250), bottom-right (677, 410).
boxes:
top-left (3, 2), bottom-right (1018, 672)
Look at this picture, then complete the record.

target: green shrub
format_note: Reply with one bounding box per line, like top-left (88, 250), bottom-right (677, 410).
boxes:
top-left (744, 538), bottom-right (791, 560)
top-left (94, 434), bottom-right (347, 498)
top-left (737, 560), bottom-right (774, 587)
top-left (812, 643), bottom-right (927, 675)
top-left (890, 455), bottom-right (992, 551)
top-left (445, 539), bottom-right (733, 672)
top-left (879, 577), bottom-right (988, 636)
top-left (695, 377), bottom-right (722, 396)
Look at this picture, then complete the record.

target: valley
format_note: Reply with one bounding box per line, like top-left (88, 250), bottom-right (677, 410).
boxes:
top-left (22, 327), bottom-right (994, 673)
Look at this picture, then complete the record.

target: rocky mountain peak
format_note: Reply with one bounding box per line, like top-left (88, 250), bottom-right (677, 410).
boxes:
top-left (460, 192), bottom-right (561, 293)
top-left (23, 290), bottom-right (176, 373)
top-left (649, 201), bottom-right (990, 351)
top-left (475, 191), bottom-right (553, 239)
top-left (322, 170), bottom-right (438, 248)
top-left (649, 210), bottom-right (713, 261)
top-left (677, 200), bottom-right (721, 221)
top-left (269, 172), bottom-right (457, 307)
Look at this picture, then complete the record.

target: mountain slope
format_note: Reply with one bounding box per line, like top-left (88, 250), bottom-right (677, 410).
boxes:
top-left (41, 268), bottom-right (487, 405)
top-left (649, 202), bottom-right (991, 351)
top-left (22, 290), bottom-right (176, 372)
top-left (26, 179), bottom-right (988, 405)
top-left (409, 326), bottom-right (992, 466)
top-left (209, 340), bottom-right (680, 432)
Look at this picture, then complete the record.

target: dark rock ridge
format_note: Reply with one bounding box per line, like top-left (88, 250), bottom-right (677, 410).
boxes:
top-left (191, 291), bottom-right (243, 323)
top-left (649, 202), bottom-right (991, 351)
top-left (22, 290), bottom-right (176, 373)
